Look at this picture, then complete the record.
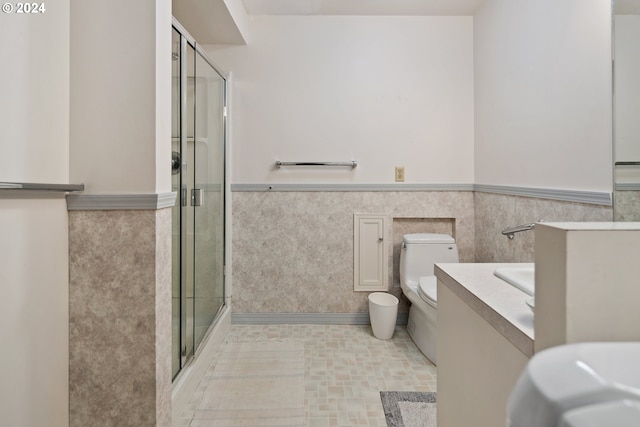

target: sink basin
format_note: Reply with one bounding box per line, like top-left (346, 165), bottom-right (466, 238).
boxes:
top-left (494, 266), bottom-right (535, 296)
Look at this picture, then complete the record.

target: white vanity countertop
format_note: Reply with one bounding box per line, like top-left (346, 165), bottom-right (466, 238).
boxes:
top-left (435, 262), bottom-right (535, 358)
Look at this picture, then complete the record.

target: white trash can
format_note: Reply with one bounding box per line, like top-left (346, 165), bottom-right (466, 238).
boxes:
top-left (368, 292), bottom-right (399, 340)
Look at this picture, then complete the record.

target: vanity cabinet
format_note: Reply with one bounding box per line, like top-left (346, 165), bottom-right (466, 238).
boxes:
top-left (438, 283), bottom-right (529, 427)
top-left (435, 263), bottom-right (534, 427)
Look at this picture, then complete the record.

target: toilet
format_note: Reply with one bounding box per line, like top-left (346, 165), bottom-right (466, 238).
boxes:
top-left (399, 233), bottom-right (459, 364)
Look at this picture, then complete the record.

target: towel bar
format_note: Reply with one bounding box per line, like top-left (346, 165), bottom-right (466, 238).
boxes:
top-left (0, 182), bottom-right (85, 192)
top-left (275, 161), bottom-right (357, 168)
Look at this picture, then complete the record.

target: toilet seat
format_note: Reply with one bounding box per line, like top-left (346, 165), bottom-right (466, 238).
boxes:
top-left (418, 276), bottom-right (437, 307)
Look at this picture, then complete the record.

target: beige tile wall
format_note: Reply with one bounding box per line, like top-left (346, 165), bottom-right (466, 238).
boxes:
top-left (69, 208), bottom-right (172, 427)
top-left (614, 190), bottom-right (640, 221)
top-left (474, 192), bottom-right (613, 262)
top-left (232, 190), bottom-right (614, 316)
top-left (232, 191), bottom-right (474, 315)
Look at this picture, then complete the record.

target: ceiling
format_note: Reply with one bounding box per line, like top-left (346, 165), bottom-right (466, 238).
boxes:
top-left (240, 0), bottom-right (640, 16)
top-left (174, 0), bottom-right (487, 45)
top-left (175, 0), bottom-right (636, 45)
top-left (240, 0), bottom-right (487, 16)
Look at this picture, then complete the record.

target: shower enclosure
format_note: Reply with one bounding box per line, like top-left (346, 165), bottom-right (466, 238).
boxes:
top-left (172, 22), bottom-right (227, 379)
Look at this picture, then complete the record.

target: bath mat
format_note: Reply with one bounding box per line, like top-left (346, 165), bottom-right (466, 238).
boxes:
top-left (380, 391), bottom-right (437, 427)
top-left (192, 341), bottom-right (305, 426)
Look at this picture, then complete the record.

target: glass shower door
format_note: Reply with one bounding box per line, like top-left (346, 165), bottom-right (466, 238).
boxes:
top-left (171, 27), bottom-right (183, 378)
top-left (193, 50), bottom-right (226, 349)
top-left (172, 29), bottom-right (197, 377)
top-left (172, 24), bottom-right (226, 380)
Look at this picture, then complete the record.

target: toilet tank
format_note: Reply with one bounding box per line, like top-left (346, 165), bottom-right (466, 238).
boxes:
top-left (399, 233), bottom-right (459, 285)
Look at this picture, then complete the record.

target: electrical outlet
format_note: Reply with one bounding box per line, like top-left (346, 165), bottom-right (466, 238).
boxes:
top-left (395, 166), bottom-right (405, 182)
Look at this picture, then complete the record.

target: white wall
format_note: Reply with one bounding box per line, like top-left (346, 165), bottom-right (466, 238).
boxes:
top-left (474, 0), bottom-right (613, 192)
top-left (70, 0), bottom-right (172, 194)
top-left (0, 2), bottom-right (70, 425)
top-left (206, 16), bottom-right (474, 184)
top-left (1, 4), bottom-right (69, 182)
top-left (614, 15), bottom-right (640, 164)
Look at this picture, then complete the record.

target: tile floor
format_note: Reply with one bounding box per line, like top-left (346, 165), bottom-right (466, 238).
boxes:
top-left (175, 324), bottom-right (436, 427)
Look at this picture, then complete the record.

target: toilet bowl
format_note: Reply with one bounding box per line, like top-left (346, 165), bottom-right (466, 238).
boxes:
top-left (399, 233), bottom-right (459, 364)
top-left (508, 342), bottom-right (640, 427)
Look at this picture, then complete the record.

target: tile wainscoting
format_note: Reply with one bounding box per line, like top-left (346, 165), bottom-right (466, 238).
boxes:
top-left (232, 188), bottom-right (615, 320)
top-left (474, 192), bottom-right (613, 262)
top-left (614, 190), bottom-right (640, 221)
top-left (232, 191), bottom-right (475, 317)
top-left (69, 208), bottom-right (172, 427)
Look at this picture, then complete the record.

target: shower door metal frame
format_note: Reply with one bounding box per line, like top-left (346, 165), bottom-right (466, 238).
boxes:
top-left (178, 30), bottom-right (190, 367)
top-left (173, 17), bottom-right (228, 375)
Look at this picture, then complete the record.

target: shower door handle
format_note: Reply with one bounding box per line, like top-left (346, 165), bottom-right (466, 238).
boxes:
top-left (191, 188), bottom-right (203, 206)
top-left (181, 188), bottom-right (187, 206)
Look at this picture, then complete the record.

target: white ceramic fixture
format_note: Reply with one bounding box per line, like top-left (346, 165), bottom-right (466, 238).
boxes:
top-left (399, 233), bottom-right (459, 364)
top-left (508, 342), bottom-right (640, 427)
top-left (559, 400), bottom-right (640, 427)
top-left (494, 266), bottom-right (535, 296)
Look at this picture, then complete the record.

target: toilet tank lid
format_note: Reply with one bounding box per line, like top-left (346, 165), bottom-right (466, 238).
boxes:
top-left (403, 233), bottom-right (455, 244)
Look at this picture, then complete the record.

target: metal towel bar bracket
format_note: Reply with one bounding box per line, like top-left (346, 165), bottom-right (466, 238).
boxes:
top-left (275, 161), bottom-right (357, 169)
top-left (502, 219), bottom-right (544, 240)
top-left (0, 182), bottom-right (85, 192)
